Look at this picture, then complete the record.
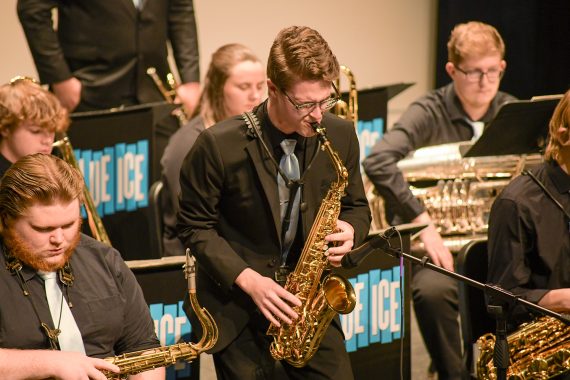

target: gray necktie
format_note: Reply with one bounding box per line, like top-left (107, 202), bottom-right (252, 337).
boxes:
top-left (278, 139), bottom-right (300, 259)
top-left (38, 271), bottom-right (86, 354)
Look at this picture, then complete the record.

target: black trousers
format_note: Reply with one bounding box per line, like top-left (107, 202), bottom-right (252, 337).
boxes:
top-left (412, 266), bottom-right (466, 380)
top-left (212, 315), bottom-right (354, 380)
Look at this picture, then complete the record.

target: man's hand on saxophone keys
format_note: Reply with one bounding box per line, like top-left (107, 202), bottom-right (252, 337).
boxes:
top-left (235, 268), bottom-right (302, 326)
top-left (324, 220), bottom-right (355, 267)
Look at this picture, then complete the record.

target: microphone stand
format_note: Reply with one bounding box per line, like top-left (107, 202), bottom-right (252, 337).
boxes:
top-left (381, 246), bottom-right (570, 380)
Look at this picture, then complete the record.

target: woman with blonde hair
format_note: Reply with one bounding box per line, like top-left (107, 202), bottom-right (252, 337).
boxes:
top-left (160, 43), bottom-right (265, 256)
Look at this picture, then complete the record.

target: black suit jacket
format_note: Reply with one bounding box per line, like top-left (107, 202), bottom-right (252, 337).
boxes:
top-left (177, 104), bottom-right (371, 352)
top-left (17, 0), bottom-right (199, 109)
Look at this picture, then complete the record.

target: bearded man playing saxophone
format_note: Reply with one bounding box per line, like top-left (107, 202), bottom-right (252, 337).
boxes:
top-left (0, 154), bottom-right (163, 380)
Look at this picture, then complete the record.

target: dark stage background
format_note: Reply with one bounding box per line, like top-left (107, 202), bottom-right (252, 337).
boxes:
top-left (435, 0), bottom-right (570, 100)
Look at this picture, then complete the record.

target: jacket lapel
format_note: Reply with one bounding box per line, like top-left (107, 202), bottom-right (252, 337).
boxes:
top-left (245, 136), bottom-right (282, 246)
top-left (120, 0), bottom-right (138, 18)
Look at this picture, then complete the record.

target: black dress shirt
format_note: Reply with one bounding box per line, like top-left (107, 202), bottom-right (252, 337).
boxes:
top-left (0, 234), bottom-right (159, 356)
top-left (487, 161), bottom-right (570, 325)
top-left (0, 154), bottom-right (12, 180)
top-left (362, 83), bottom-right (516, 223)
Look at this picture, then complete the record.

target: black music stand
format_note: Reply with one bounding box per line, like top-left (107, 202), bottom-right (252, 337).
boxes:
top-left (463, 96), bottom-right (561, 157)
top-left (346, 83), bottom-right (414, 129)
top-left (68, 102), bottom-right (178, 260)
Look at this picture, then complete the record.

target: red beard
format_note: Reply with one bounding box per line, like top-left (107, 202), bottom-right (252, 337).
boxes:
top-left (3, 223), bottom-right (82, 272)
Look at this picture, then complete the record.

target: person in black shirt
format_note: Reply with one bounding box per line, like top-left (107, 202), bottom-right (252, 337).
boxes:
top-left (0, 77), bottom-right (69, 179)
top-left (488, 89), bottom-right (570, 327)
top-left (0, 153), bottom-right (163, 379)
top-left (362, 21), bottom-right (515, 379)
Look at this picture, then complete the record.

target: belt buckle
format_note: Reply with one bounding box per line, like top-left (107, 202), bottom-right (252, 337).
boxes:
top-left (274, 266), bottom-right (291, 286)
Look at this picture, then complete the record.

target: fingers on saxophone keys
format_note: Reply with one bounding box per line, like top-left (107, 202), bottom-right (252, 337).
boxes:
top-left (267, 303), bottom-right (295, 326)
top-left (323, 242), bottom-right (331, 256)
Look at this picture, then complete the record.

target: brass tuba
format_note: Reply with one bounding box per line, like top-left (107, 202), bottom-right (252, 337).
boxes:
top-left (476, 316), bottom-right (570, 379)
top-left (53, 135), bottom-right (112, 246)
top-left (266, 122), bottom-right (356, 367)
top-left (102, 249), bottom-right (218, 379)
top-left (146, 67), bottom-right (189, 126)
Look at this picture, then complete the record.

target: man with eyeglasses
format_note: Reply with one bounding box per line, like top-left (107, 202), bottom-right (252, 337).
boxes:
top-left (177, 26), bottom-right (370, 379)
top-left (362, 21), bottom-right (515, 380)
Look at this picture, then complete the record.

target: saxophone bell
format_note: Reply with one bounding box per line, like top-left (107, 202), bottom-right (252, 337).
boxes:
top-left (102, 249), bottom-right (218, 378)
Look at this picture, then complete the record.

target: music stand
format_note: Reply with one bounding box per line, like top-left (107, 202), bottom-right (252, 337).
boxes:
top-left (463, 96), bottom-right (562, 157)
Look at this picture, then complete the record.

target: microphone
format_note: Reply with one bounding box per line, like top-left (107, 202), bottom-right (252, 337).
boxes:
top-left (341, 227), bottom-right (397, 269)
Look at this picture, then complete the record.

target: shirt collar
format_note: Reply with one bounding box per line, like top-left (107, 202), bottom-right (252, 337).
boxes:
top-left (546, 160), bottom-right (570, 194)
top-left (444, 82), bottom-right (505, 124)
top-left (444, 83), bottom-right (469, 122)
top-left (260, 101), bottom-right (307, 153)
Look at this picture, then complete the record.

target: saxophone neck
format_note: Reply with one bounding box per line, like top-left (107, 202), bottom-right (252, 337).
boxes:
top-left (311, 122), bottom-right (348, 184)
top-left (184, 249), bottom-right (219, 352)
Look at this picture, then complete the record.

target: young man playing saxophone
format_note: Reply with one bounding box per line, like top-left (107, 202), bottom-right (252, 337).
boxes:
top-left (177, 26), bottom-right (371, 379)
top-left (0, 154), bottom-right (163, 380)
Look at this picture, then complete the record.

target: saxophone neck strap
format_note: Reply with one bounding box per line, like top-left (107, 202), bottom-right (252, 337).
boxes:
top-left (3, 243), bottom-right (74, 350)
top-left (523, 169), bottom-right (570, 221)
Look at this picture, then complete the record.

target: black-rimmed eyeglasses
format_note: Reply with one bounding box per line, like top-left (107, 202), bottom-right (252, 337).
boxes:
top-left (455, 65), bottom-right (504, 83)
top-left (281, 83), bottom-right (340, 113)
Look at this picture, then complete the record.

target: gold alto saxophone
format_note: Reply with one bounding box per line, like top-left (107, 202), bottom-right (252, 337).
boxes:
top-left (146, 67), bottom-right (189, 126)
top-left (266, 122), bottom-right (357, 367)
top-left (476, 316), bottom-right (570, 379)
top-left (53, 135), bottom-right (112, 246)
top-left (102, 249), bottom-right (218, 379)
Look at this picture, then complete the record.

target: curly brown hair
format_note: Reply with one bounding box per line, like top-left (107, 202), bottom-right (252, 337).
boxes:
top-left (267, 26), bottom-right (339, 91)
top-left (0, 78), bottom-right (69, 141)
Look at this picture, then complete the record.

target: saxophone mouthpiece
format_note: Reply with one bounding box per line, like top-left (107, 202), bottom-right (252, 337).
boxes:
top-left (310, 122), bottom-right (320, 132)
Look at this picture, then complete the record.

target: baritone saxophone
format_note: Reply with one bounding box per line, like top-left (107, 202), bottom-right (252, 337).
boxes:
top-left (266, 122), bottom-right (357, 367)
top-left (102, 249), bottom-right (218, 379)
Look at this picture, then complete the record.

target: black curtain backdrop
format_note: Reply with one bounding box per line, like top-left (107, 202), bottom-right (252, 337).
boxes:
top-left (436, 0), bottom-right (570, 100)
